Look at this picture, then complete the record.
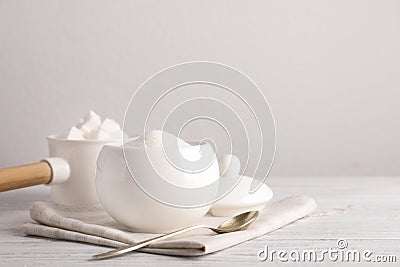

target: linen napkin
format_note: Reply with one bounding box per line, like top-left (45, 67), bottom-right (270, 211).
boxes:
top-left (22, 195), bottom-right (316, 256)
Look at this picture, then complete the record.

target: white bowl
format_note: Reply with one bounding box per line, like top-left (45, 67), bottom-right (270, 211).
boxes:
top-left (95, 142), bottom-right (220, 233)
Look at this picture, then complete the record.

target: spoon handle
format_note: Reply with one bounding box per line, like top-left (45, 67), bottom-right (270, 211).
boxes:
top-left (92, 224), bottom-right (209, 260)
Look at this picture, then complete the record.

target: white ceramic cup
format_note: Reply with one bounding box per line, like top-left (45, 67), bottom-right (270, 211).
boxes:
top-left (47, 136), bottom-right (122, 206)
top-left (95, 142), bottom-right (220, 233)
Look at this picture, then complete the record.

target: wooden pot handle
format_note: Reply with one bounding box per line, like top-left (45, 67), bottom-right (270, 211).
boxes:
top-left (0, 162), bottom-right (52, 192)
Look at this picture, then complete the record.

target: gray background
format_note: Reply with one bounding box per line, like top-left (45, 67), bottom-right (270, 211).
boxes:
top-left (1, 0), bottom-right (399, 176)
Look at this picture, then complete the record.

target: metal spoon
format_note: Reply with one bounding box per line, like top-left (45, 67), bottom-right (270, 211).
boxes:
top-left (92, 210), bottom-right (259, 260)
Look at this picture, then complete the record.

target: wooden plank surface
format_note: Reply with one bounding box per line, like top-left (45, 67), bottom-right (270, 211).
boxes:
top-left (0, 177), bottom-right (399, 266)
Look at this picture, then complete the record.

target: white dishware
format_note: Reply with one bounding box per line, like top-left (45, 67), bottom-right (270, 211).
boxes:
top-left (210, 175), bottom-right (273, 217)
top-left (211, 154), bottom-right (273, 217)
top-left (0, 111), bottom-right (124, 205)
top-left (47, 136), bottom-right (122, 205)
top-left (0, 136), bottom-right (121, 206)
top-left (95, 142), bottom-right (220, 233)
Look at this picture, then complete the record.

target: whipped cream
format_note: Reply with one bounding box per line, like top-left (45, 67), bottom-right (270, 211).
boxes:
top-left (58, 111), bottom-right (124, 140)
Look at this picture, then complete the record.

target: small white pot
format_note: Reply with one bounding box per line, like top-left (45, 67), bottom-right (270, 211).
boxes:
top-left (47, 136), bottom-right (122, 205)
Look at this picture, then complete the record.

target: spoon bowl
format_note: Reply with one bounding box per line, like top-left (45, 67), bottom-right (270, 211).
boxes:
top-left (214, 210), bottom-right (259, 233)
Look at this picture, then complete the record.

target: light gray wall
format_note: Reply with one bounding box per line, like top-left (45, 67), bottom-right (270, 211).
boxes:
top-left (1, 0), bottom-right (399, 176)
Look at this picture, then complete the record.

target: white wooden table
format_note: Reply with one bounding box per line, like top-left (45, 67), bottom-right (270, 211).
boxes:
top-left (0, 177), bottom-right (399, 266)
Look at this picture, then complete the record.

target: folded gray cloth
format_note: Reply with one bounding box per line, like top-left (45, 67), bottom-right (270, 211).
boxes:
top-left (22, 195), bottom-right (316, 256)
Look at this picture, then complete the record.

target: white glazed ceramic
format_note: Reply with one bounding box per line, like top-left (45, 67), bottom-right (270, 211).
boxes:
top-left (95, 142), bottom-right (220, 233)
top-left (211, 153), bottom-right (273, 217)
top-left (210, 175), bottom-right (273, 217)
top-left (47, 136), bottom-right (122, 205)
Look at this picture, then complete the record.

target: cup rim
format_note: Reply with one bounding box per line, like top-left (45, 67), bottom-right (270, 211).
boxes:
top-left (118, 139), bottom-right (211, 151)
top-left (47, 134), bottom-right (122, 144)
